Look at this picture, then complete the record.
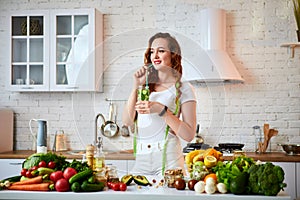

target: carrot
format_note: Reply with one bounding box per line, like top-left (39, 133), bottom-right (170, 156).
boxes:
top-left (8, 182), bottom-right (50, 191)
top-left (12, 176), bottom-right (43, 185)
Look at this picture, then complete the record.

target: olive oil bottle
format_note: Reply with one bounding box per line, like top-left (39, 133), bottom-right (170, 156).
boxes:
top-left (93, 137), bottom-right (105, 171)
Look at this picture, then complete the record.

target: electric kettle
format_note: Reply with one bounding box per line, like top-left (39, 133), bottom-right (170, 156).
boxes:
top-left (29, 119), bottom-right (47, 153)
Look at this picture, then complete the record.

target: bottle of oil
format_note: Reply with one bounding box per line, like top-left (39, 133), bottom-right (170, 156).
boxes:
top-left (93, 136), bottom-right (105, 171)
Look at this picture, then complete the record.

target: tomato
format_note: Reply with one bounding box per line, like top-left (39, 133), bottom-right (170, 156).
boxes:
top-left (111, 182), bottom-right (120, 191)
top-left (63, 167), bottom-right (77, 181)
top-left (55, 178), bottom-right (70, 192)
top-left (30, 166), bottom-right (38, 171)
top-left (25, 170), bottom-right (33, 178)
top-left (47, 161), bottom-right (56, 169)
top-left (119, 182), bottom-right (127, 191)
top-left (50, 171), bottom-right (64, 183)
top-left (20, 168), bottom-right (27, 176)
top-left (107, 182), bottom-right (113, 189)
top-left (38, 160), bottom-right (47, 168)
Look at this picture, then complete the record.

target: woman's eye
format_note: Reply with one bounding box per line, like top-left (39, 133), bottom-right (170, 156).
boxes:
top-left (159, 50), bottom-right (165, 53)
top-left (150, 50), bottom-right (154, 54)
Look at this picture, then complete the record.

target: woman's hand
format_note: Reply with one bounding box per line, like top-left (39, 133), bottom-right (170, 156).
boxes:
top-left (133, 65), bottom-right (150, 88)
top-left (135, 101), bottom-right (164, 115)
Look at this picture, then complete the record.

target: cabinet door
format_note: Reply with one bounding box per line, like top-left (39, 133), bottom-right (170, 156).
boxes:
top-left (297, 163), bottom-right (300, 200)
top-left (50, 9), bottom-right (103, 92)
top-left (0, 159), bottom-right (23, 180)
top-left (8, 11), bottom-right (50, 92)
top-left (273, 162), bottom-right (296, 200)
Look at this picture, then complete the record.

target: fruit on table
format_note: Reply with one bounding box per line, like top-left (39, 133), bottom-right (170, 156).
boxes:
top-left (204, 173), bottom-right (217, 184)
top-left (133, 175), bottom-right (151, 186)
top-left (204, 155), bottom-right (217, 168)
top-left (121, 174), bottom-right (134, 185)
top-left (50, 171), bottom-right (63, 183)
top-left (194, 181), bottom-right (205, 193)
top-left (55, 178), bottom-right (70, 192)
top-left (187, 179), bottom-right (198, 190)
top-left (174, 178), bottom-right (186, 190)
top-left (63, 167), bottom-right (77, 181)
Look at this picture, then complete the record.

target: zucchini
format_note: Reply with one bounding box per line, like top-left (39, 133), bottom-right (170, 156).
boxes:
top-left (69, 169), bottom-right (93, 184)
top-left (133, 175), bottom-right (151, 186)
top-left (1, 175), bottom-right (21, 183)
top-left (121, 174), bottom-right (133, 186)
top-left (81, 180), bottom-right (105, 192)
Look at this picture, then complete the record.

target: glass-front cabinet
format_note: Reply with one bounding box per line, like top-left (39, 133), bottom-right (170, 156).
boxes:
top-left (9, 11), bottom-right (50, 91)
top-left (8, 9), bottom-right (103, 92)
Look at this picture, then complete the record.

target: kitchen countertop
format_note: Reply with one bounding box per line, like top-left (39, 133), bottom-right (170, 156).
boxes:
top-left (0, 150), bottom-right (299, 162)
top-left (0, 187), bottom-right (291, 200)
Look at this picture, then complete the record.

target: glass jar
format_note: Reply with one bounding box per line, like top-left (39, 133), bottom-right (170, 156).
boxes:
top-left (164, 168), bottom-right (184, 188)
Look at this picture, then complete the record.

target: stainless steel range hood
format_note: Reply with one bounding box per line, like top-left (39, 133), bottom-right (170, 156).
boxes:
top-left (182, 8), bottom-right (243, 83)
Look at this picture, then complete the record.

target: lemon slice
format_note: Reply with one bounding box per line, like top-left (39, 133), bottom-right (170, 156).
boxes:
top-left (204, 155), bottom-right (217, 168)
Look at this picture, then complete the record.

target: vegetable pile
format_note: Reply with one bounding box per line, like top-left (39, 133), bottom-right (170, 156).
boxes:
top-left (0, 152), bottom-right (104, 192)
top-left (212, 156), bottom-right (287, 196)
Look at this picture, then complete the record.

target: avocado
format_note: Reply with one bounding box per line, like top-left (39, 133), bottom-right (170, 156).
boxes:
top-left (121, 174), bottom-right (134, 186)
top-left (133, 175), bottom-right (151, 186)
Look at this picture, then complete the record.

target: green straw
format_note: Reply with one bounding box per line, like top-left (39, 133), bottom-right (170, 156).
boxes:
top-left (145, 64), bottom-right (153, 88)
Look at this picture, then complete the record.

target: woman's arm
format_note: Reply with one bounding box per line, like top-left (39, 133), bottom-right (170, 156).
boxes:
top-left (162, 101), bottom-right (197, 142)
top-left (147, 100), bottom-right (196, 142)
top-left (122, 88), bottom-right (138, 127)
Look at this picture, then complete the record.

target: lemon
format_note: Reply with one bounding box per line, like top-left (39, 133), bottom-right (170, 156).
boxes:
top-left (204, 155), bottom-right (217, 168)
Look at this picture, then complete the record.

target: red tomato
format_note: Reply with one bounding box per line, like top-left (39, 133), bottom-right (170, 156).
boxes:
top-left (25, 170), bottom-right (33, 178)
top-left (50, 171), bottom-right (64, 183)
top-left (55, 178), bottom-right (70, 192)
top-left (119, 182), bottom-right (127, 191)
top-left (38, 160), bottom-right (47, 168)
top-left (20, 168), bottom-right (27, 176)
top-left (63, 167), bottom-right (77, 181)
top-left (30, 166), bottom-right (38, 171)
top-left (111, 182), bottom-right (120, 191)
top-left (47, 161), bottom-right (56, 169)
top-left (107, 182), bottom-right (112, 189)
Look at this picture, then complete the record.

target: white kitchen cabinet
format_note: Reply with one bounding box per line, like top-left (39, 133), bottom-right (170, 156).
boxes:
top-left (7, 9), bottom-right (103, 92)
top-left (0, 159), bottom-right (23, 180)
top-left (297, 163), bottom-right (300, 200)
top-left (273, 162), bottom-right (297, 200)
top-left (7, 10), bottom-right (50, 91)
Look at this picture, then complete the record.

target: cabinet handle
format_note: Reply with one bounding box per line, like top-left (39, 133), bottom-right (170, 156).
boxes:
top-left (9, 162), bottom-right (22, 165)
top-left (65, 87), bottom-right (79, 89)
top-left (21, 87), bottom-right (34, 89)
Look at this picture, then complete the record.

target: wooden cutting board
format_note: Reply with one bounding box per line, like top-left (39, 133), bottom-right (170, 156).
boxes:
top-left (0, 109), bottom-right (14, 152)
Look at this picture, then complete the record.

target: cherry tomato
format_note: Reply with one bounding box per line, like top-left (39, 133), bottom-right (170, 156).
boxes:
top-left (20, 168), bottom-right (27, 176)
top-left (30, 166), bottom-right (38, 171)
top-left (47, 161), bottom-right (56, 169)
top-left (38, 160), bottom-right (47, 168)
top-left (111, 182), bottom-right (120, 191)
top-left (107, 182), bottom-right (113, 189)
top-left (25, 170), bottom-right (33, 178)
top-left (119, 182), bottom-right (127, 191)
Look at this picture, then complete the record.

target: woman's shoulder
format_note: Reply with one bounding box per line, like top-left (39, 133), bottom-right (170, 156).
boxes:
top-left (181, 81), bottom-right (194, 91)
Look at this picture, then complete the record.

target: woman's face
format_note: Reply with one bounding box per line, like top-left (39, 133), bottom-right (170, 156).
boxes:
top-left (150, 38), bottom-right (172, 70)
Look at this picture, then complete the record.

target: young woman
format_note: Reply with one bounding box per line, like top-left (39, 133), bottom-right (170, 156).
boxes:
top-left (122, 32), bottom-right (197, 176)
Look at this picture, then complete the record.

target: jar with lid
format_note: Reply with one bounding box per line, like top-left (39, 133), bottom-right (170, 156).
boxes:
top-left (164, 168), bottom-right (184, 188)
top-left (106, 165), bottom-right (119, 182)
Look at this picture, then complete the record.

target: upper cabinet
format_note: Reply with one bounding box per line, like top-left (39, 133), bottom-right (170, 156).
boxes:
top-left (7, 9), bottom-right (103, 92)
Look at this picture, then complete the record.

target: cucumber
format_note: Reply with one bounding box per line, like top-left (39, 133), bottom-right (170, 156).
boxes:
top-left (81, 181), bottom-right (105, 192)
top-left (71, 182), bottom-right (82, 192)
top-left (37, 167), bottom-right (55, 175)
top-left (1, 175), bottom-right (21, 183)
top-left (69, 169), bottom-right (93, 184)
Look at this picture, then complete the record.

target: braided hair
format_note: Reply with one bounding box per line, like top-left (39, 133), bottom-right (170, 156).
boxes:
top-left (144, 32), bottom-right (182, 115)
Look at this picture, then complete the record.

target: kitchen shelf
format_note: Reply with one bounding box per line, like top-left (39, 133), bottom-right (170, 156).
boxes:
top-left (280, 42), bottom-right (300, 58)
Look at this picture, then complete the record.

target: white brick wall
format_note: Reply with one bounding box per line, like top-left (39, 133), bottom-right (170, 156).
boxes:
top-left (0, 0), bottom-right (299, 152)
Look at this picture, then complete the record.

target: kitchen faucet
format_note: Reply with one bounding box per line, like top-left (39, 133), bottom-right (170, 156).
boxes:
top-left (95, 113), bottom-right (105, 146)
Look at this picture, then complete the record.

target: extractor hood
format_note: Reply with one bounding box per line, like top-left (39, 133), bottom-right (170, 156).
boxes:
top-left (182, 8), bottom-right (243, 83)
